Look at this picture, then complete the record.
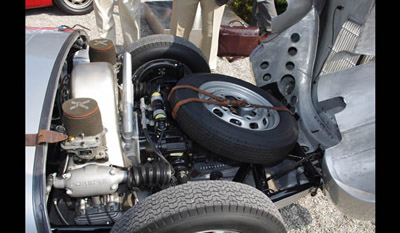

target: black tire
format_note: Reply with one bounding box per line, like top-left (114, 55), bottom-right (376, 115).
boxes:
top-left (111, 181), bottom-right (287, 233)
top-left (169, 73), bottom-right (298, 165)
top-left (124, 34), bottom-right (210, 77)
top-left (53, 0), bottom-right (93, 15)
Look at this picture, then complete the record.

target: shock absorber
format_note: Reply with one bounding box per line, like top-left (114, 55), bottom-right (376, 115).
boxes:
top-left (151, 92), bottom-right (167, 131)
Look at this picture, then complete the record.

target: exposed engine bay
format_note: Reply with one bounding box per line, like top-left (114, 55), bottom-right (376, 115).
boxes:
top-left (45, 36), bottom-right (323, 227)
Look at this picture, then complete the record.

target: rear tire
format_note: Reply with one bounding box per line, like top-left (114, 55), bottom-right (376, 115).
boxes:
top-left (124, 34), bottom-right (210, 76)
top-left (111, 181), bottom-right (287, 233)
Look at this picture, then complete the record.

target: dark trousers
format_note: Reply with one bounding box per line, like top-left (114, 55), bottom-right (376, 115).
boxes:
top-left (250, 0), bottom-right (277, 33)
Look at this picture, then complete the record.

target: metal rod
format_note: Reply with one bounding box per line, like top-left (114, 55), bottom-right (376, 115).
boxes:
top-left (122, 52), bottom-right (134, 141)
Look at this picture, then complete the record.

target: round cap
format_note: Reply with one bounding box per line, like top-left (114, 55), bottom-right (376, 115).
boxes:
top-left (88, 38), bottom-right (116, 65)
top-left (62, 98), bottom-right (103, 137)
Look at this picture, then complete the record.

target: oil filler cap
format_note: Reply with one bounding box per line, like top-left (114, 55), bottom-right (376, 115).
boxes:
top-left (88, 38), bottom-right (116, 65)
top-left (62, 98), bottom-right (103, 137)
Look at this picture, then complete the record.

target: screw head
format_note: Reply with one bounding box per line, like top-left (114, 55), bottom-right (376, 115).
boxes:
top-left (62, 173), bottom-right (71, 180)
top-left (109, 169), bottom-right (116, 175)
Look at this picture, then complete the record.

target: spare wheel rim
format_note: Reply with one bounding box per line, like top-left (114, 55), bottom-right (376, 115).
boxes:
top-left (198, 81), bottom-right (280, 131)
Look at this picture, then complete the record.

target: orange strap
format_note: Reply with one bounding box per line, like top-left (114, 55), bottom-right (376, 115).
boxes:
top-left (26, 130), bottom-right (68, 147)
top-left (168, 85), bottom-right (294, 119)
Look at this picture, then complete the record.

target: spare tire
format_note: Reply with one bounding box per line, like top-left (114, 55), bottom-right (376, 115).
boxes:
top-left (169, 73), bottom-right (298, 165)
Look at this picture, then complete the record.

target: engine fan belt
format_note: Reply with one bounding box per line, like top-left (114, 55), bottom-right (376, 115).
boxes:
top-left (25, 130), bottom-right (68, 147)
top-left (168, 85), bottom-right (294, 119)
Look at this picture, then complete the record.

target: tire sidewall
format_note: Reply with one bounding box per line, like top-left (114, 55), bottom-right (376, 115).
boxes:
top-left (126, 35), bottom-right (211, 74)
top-left (170, 74), bottom-right (298, 164)
top-left (158, 212), bottom-right (284, 233)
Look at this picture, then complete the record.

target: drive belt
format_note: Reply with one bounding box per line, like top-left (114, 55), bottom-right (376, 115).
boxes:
top-left (167, 85), bottom-right (294, 119)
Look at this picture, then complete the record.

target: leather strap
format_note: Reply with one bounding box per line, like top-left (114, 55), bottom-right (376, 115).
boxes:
top-left (228, 19), bottom-right (248, 28)
top-left (168, 85), bottom-right (294, 119)
top-left (25, 130), bottom-right (68, 147)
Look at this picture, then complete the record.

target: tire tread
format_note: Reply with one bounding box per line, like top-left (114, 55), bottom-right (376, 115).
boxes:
top-left (111, 181), bottom-right (286, 233)
top-left (123, 34), bottom-right (210, 73)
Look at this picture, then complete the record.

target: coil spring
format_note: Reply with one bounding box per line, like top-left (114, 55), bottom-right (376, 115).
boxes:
top-left (128, 162), bottom-right (173, 188)
top-left (134, 82), bottom-right (157, 98)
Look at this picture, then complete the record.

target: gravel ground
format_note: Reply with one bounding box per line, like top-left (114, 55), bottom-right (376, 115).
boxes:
top-left (26, 2), bottom-right (375, 232)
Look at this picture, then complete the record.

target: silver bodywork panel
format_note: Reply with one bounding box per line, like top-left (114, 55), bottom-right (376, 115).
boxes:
top-left (319, 61), bottom-right (375, 220)
top-left (251, 0), bottom-right (375, 221)
top-left (251, 6), bottom-right (341, 152)
top-left (26, 28), bottom-right (74, 233)
top-left (354, 3), bottom-right (375, 56)
top-left (271, 0), bottom-right (313, 34)
top-left (25, 28), bottom-right (71, 134)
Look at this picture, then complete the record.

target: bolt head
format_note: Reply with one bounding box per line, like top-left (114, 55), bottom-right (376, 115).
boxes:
top-left (62, 173), bottom-right (71, 180)
top-left (110, 184), bottom-right (118, 191)
top-left (109, 169), bottom-right (116, 175)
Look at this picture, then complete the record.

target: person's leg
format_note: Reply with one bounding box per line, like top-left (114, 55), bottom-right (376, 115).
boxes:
top-left (117, 0), bottom-right (141, 46)
top-left (257, 0), bottom-right (277, 33)
top-left (94, 0), bottom-right (117, 45)
top-left (170, 0), bottom-right (199, 40)
top-left (199, 0), bottom-right (224, 69)
top-left (250, 0), bottom-right (258, 27)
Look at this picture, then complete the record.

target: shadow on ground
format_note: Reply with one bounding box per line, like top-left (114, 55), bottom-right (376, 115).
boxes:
top-left (280, 203), bottom-right (313, 229)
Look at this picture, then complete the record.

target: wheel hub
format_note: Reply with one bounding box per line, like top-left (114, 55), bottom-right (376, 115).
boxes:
top-left (198, 81), bottom-right (280, 131)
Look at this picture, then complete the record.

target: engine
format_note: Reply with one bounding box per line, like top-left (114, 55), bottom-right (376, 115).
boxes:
top-left (46, 39), bottom-right (236, 226)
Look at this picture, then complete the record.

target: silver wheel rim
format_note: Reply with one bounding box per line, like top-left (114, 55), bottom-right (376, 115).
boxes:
top-left (198, 81), bottom-right (280, 131)
top-left (63, 0), bottom-right (93, 9)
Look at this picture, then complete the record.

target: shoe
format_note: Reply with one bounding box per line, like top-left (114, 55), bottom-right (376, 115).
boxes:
top-left (259, 32), bottom-right (272, 42)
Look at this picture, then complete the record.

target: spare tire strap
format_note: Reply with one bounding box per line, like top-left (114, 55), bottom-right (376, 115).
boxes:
top-left (168, 85), bottom-right (294, 119)
top-left (25, 130), bottom-right (68, 147)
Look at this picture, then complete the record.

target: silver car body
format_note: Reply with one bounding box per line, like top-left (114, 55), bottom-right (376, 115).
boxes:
top-left (26, 0), bottom-right (375, 230)
top-left (25, 27), bottom-right (88, 233)
top-left (250, 0), bottom-right (375, 220)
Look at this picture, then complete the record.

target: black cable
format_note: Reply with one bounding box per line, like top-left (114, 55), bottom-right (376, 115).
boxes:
top-left (104, 204), bottom-right (115, 224)
top-left (331, 5), bottom-right (344, 47)
top-left (314, 5), bottom-right (344, 78)
top-left (143, 127), bottom-right (170, 166)
top-left (156, 128), bottom-right (165, 148)
top-left (85, 207), bottom-right (92, 225)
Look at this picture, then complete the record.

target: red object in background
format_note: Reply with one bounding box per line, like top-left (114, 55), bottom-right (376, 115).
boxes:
top-left (25, 0), bottom-right (54, 9)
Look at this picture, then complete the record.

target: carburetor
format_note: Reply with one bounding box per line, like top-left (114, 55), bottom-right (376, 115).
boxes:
top-left (61, 97), bottom-right (108, 163)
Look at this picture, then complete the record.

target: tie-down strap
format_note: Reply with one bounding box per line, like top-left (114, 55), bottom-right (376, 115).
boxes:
top-left (167, 84), bottom-right (294, 119)
top-left (25, 130), bottom-right (68, 147)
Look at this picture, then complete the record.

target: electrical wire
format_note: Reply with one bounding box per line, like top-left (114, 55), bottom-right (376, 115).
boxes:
top-left (53, 198), bottom-right (69, 225)
top-left (331, 5), bottom-right (344, 46)
top-left (314, 5), bottom-right (344, 78)
top-left (142, 127), bottom-right (170, 166)
top-left (104, 204), bottom-right (115, 224)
